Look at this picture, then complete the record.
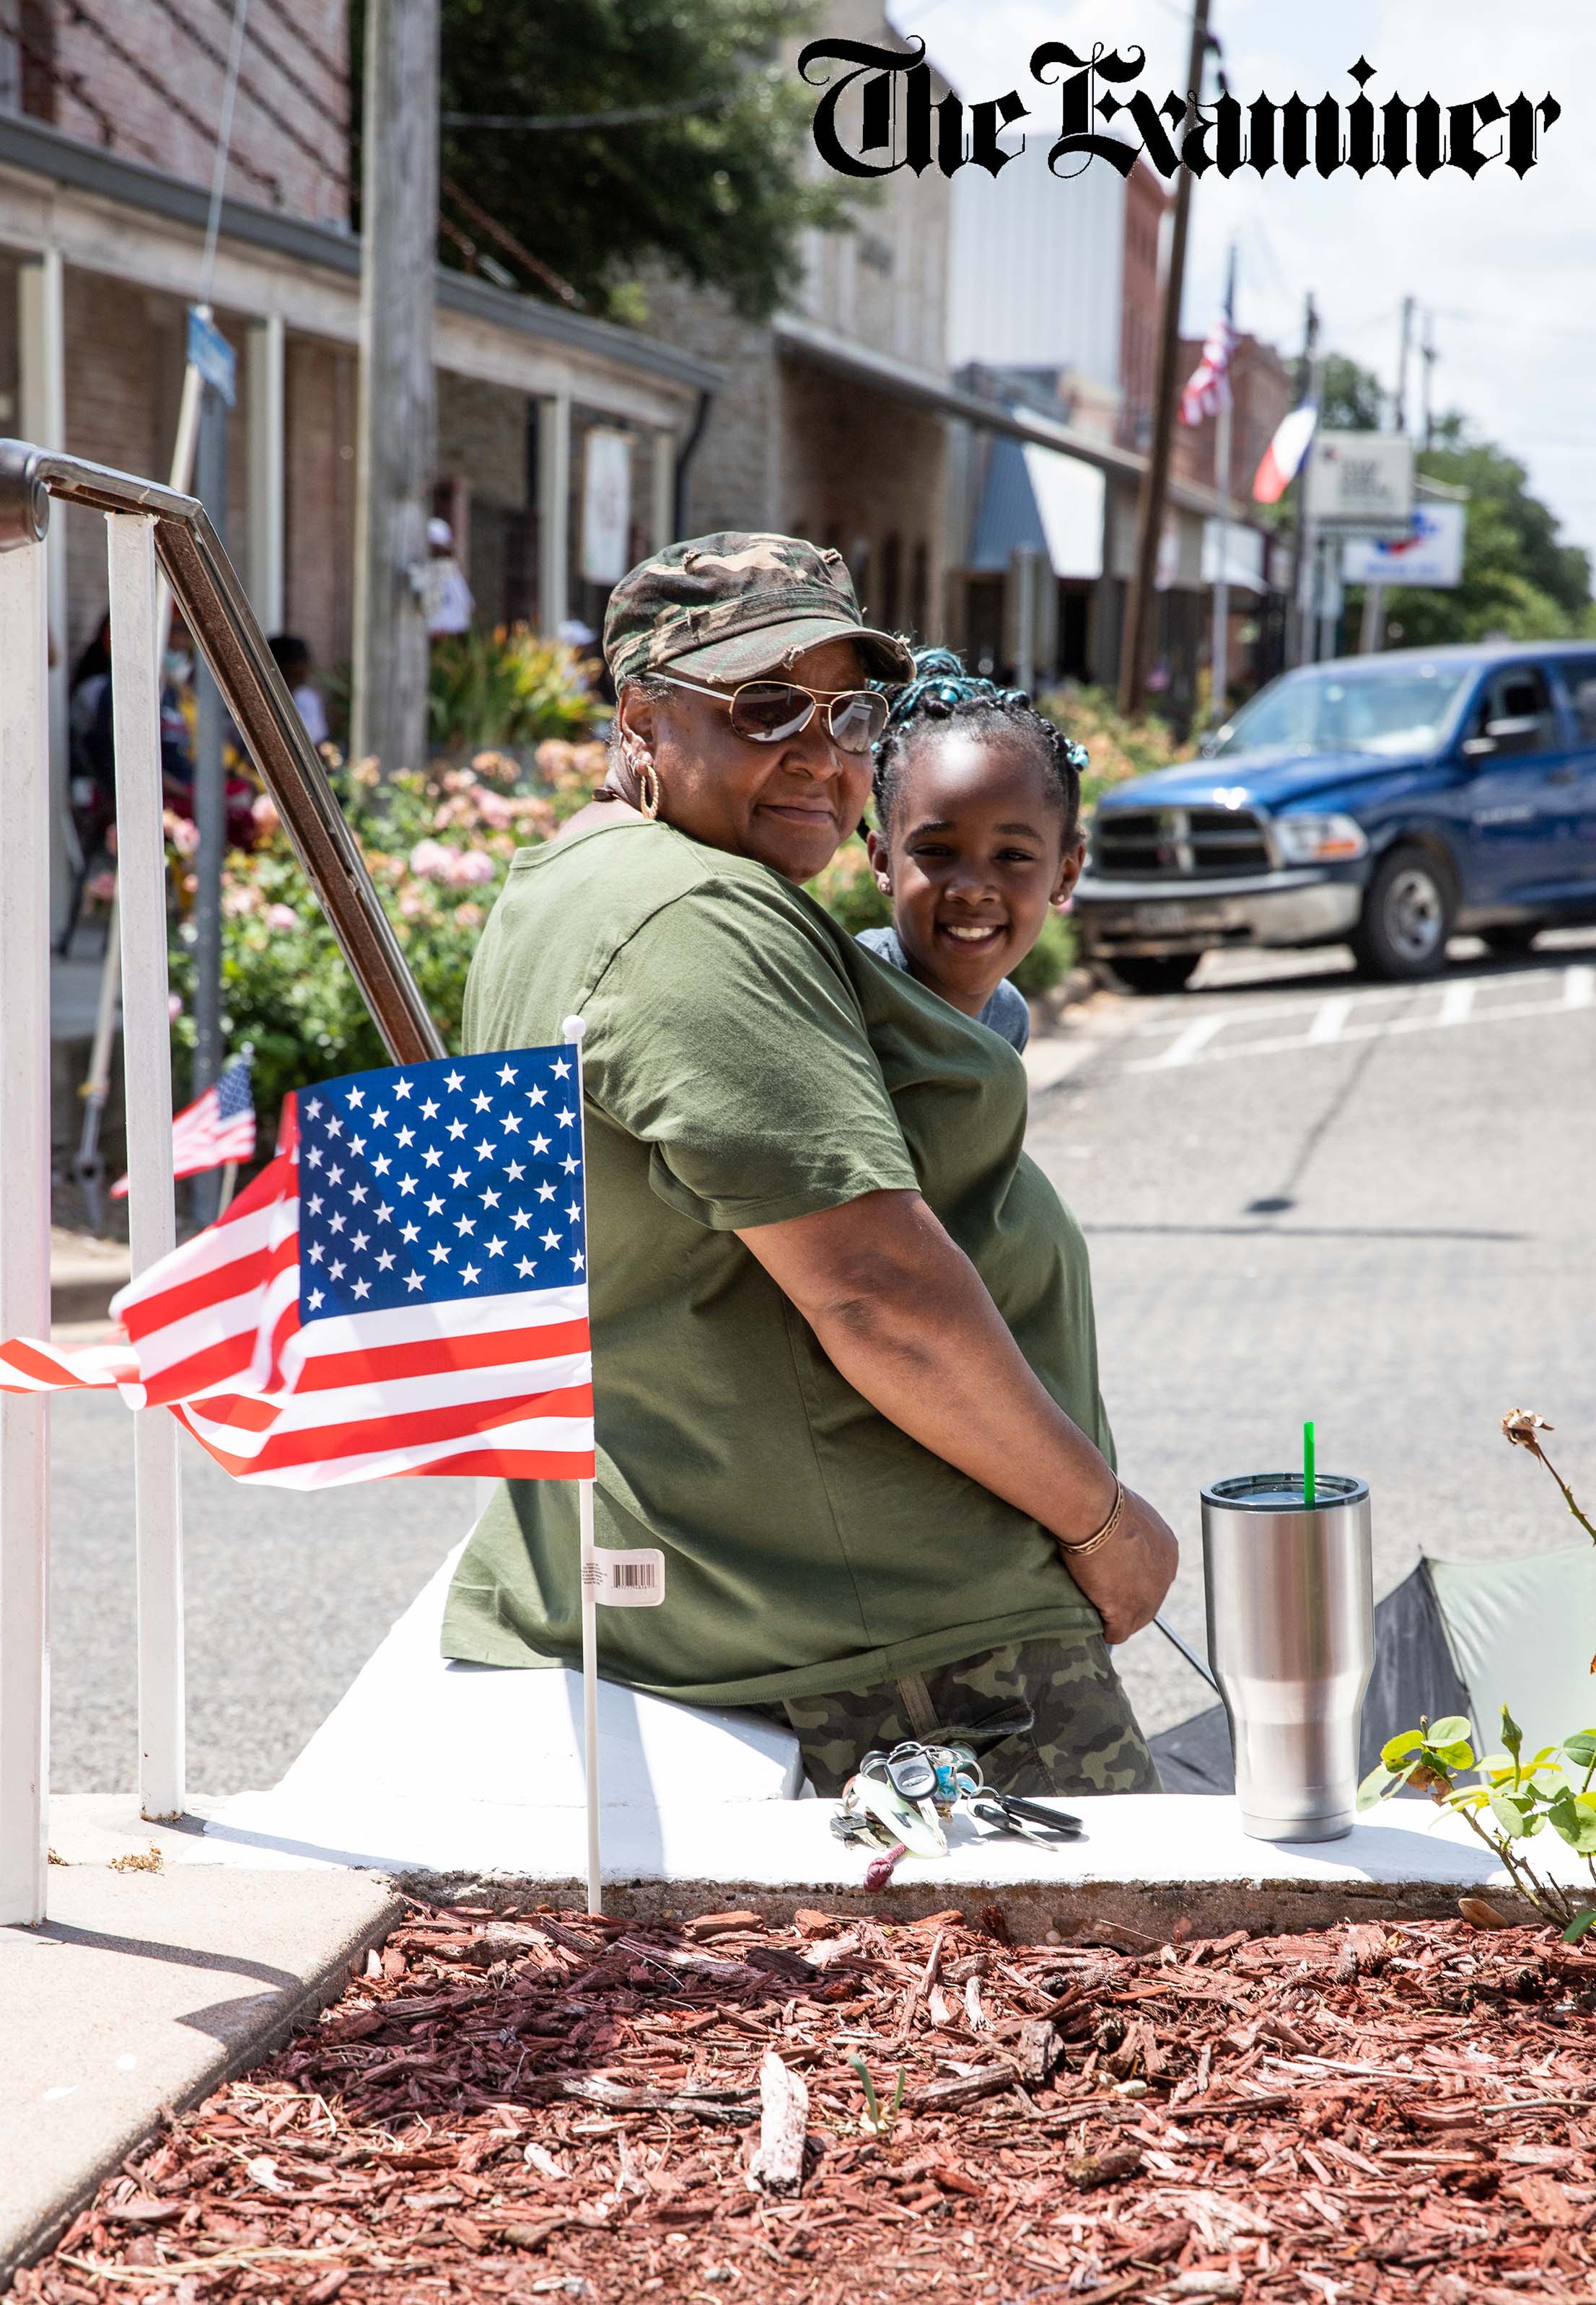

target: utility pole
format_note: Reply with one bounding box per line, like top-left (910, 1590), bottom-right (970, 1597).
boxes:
top-left (1117, 0), bottom-right (1210, 718)
top-left (1209, 240), bottom-right (1236, 725)
top-left (1420, 309), bottom-right (1437, 449)
top-left (351, 0), bottom-right (440, 775)
top-left (190, 378), bottom-right (229, 1226)
top-left (1358, 294), bottom-right (1415, 657)
top-left (1289, 292), bottom-right (1319, 668)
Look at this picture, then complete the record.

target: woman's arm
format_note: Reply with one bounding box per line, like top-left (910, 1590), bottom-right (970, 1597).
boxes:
top-left (737, 1187), bottom-right (1177, 1644)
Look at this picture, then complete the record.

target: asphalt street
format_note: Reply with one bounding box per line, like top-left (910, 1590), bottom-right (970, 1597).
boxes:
top-left (1027, 926), bottom-right (1596, 1741)
top-left (43, 927), bottom-right (1596, 1792)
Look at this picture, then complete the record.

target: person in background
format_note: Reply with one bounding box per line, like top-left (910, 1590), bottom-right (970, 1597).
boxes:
top-left (422, 516), bottom-right (474, 638)
top-left (268, 631), bottom-right (329, 749)
top-left (858, 649), bottom-right (1088, 1055)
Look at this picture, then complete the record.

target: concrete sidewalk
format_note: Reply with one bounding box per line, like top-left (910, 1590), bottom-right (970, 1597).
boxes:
top-left (1, 1805), bottom-right (398, 2287)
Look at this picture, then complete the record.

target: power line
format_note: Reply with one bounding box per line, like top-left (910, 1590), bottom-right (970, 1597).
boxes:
top-left (141, 0), bottom-right (343, 186)
top-left (198, 0), bottom-right (250, 307)
top-left (441, 94), bottom-right (730, 132)
top-left (202, 0), bottom-right (347, 134)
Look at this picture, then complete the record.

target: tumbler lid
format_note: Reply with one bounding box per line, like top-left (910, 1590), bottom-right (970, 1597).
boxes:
top-left (1202, 1471), bottom-right (1368, 1512)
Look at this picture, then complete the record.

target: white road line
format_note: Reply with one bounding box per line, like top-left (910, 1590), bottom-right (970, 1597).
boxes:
top-left (1566, 965), bottom-right (1596, 1009)
top-left (1439, 980), bottom-right (1476, 1026)
top-left (1122, 978), bottom-right (1592, 1072)
top-left (1306, 995), bottom-right (1354, 1045)
top-left (1142, 1014), bottom-right (1229, 1068)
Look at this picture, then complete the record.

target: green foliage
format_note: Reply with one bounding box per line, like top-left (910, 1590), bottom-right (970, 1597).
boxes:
top-left (1319, 352), bottom-right (1386, 434)
top-left (405, 0), bottom-right (861, 321)
top-left (166, 742), bottom-right (606, 1134)
top-left (428, 628), bottom-right (603, 757)
top-left (1037, 684), bottom-right (1179, 805)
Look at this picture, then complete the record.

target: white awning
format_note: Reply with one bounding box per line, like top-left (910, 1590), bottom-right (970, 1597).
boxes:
top-left (1022, 445), bottom-right (1106, 581)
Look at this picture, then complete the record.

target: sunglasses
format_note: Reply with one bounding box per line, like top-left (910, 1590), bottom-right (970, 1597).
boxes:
top-left (656, 672), bottom-right (889, 755)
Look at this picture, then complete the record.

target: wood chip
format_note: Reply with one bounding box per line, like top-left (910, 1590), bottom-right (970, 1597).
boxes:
top-left (746, 2050), bottom-right (809, 2195)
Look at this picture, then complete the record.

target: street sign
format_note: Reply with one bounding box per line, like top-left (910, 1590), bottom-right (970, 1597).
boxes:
top-left (1342, 501), bottom-right (1466, 589)
top-left (1305, 431), bottom-right (1413, 535)
top-left (185, 305), bottom-right (236, 406)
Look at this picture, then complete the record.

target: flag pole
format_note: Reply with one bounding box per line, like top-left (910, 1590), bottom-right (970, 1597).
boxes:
top-left (563, 1014), bottom-right (601, 1917)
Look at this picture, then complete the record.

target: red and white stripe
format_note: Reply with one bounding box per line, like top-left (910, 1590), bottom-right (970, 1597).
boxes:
top-left (1253, 402), bottom-right (1319, 504)
top-left (110, 1074), bottom-right (257, 1201)
top-left (0, 1126), bottom-right (594, 1490)
top-left (1179, 317), bottom-right (1235, 428)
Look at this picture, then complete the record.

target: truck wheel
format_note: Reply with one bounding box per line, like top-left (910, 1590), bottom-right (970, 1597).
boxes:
top-left (1107, 954), bottom-right (1202, 996)
top-left (1352, 846), bottom-right (1454, 980)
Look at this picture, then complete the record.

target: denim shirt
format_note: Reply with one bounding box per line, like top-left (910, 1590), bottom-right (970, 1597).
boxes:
top-left (856, 925), bottom-right (1031, 1053)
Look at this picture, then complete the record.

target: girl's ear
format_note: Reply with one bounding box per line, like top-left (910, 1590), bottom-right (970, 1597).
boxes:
top-left (865, 825), bottom-right (893, 894)
top-left (1051, 834), bottom-right (1087, 910)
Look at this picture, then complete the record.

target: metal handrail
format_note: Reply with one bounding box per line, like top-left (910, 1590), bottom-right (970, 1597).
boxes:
top-left (0, 439), bottom-right (445, 1066)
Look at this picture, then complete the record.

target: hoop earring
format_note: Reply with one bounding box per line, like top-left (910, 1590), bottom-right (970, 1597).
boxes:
top-left (636, 759), bottom-right (661, 821)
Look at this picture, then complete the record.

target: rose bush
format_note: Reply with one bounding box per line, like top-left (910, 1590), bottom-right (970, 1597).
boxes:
top-left (165, 740), bottom-right (605, 1133)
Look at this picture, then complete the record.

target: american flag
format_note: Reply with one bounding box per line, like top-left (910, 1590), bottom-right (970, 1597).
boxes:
top-left (1, 1045), bottom-right (595, 1490)
top-left (110, 1051), bottom-right (255, 1200)
top-left (1179, 315), bottom-right (1235, 428)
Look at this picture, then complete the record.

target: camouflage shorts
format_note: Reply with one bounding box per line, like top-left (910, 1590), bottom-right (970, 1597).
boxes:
top-left (752, 1636), bottom-right (1159, 1799)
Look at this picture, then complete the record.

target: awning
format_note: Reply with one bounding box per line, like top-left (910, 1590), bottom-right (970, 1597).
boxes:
top-left (969, 436), bottom-right (1105, 581)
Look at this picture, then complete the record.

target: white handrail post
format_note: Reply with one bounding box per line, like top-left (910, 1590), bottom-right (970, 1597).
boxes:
top-left (107, 513), bottom-right (186, 1821)
top-left (0, 529), bottom-right (53, 1924)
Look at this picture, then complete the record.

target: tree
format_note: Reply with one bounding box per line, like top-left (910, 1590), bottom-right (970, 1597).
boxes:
top-left (354, 0), bottom-right (860, 322)
top-left (1320, 358), bottom-right (1593, 646)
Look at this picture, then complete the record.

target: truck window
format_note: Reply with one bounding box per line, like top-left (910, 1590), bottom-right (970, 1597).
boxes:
top-left (1470, 666), bottom-right (1556, 756)
top-left (1553, 659), bottom-right (1596, 743)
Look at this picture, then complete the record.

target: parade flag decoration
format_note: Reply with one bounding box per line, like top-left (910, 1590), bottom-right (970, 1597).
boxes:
top-left (0, 1045), bottom-right (594, 1490)
top-left (1179, 312), bottom-right (1235, 427)
top-left (1253, 400), bottom-right (1318, 504)
top-left (110, 1050), bottom-right (256, 1200)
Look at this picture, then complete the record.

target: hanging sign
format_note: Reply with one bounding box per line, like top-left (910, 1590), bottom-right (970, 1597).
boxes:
top-left (186, 306), bottom-right (237, 405)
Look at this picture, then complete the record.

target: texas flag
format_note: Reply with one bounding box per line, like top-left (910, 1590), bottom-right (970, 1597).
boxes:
top-left (1253, 402), bottom-right (1318, 505)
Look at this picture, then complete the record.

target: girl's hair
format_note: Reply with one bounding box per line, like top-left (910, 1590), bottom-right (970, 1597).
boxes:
top-left (872, 647), bottom-right (1088, 842)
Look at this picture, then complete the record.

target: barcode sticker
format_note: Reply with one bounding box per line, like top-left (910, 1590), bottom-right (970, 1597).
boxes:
top-left (591, 1547), bottom-right (666, 1607)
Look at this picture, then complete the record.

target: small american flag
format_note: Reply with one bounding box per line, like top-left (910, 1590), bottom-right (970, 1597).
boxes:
top-left (110, 1052), bottom-right (256, 1200)
top-left (1, 1045), bottom-right (595, 1490)
top-left (1179, 314), bottom-right (1235, 428)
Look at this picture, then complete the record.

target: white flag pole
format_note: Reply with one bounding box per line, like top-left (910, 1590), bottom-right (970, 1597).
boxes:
top-left (562, 1014), bottom-right (602, 1916)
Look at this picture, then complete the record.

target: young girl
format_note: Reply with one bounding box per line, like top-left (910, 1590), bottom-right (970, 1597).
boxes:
top-left (859, 649), bottom-right (1089, 1049)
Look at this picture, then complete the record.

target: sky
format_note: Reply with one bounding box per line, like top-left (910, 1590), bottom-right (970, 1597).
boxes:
top-left (885, 1), bottom-right (1596, 562)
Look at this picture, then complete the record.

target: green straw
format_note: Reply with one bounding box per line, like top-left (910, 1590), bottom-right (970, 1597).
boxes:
top-left (1303, 1420), bottom-right (1316, 1509)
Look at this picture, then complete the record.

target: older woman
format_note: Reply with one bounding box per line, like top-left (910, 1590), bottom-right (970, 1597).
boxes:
top-left (442, 534), bottom-right (1177, 1795)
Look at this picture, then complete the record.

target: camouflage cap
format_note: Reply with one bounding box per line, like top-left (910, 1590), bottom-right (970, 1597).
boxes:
top-left (603, 532), bottom-right (914, 689)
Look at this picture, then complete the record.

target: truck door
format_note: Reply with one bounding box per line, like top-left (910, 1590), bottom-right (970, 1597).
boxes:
top-left (1548, 659), bottom-right (1596, 913)
top-left (1459, 662), bottom-right (1582, 910)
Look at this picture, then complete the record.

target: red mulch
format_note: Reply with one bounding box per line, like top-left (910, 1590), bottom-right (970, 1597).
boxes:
top-left (19, 1900), bottom-right (1596, 2304)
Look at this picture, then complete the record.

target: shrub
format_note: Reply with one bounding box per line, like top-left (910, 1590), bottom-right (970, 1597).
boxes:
top-left (428, 626), bottom-right (602, 756)
top-left (1036, 682), bottom-right (1180, 808)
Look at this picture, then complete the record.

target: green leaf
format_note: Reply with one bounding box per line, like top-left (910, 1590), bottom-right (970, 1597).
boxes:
top-left (1444, 1787), bottom-right (1490, 1812)
top-left (1562, 1908), bottom-right (1596, 1944)
top-left (1551, 1790), bottom-right (1596, 1854)
top-left (1435, 1742), bottom-right (1476, 1770)
top-left (1488, 1788), bottom-right (1531, 1839)
top-left (1564, 1731), bottom-right (1596, 1768)
top-left (1428, 1716), bottom-right (1473, 1748)
top-left (1501, 1706), bottom-right (1523, 1757)
top-left (1381, 1730), bottom-right (1426, 1767)
top-left (1357, 1765), bottom-right (1396, 1812)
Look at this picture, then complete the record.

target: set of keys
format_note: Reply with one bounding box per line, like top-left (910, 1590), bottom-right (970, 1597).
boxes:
top-left (830, 1738), bottom-right (1084, 1886)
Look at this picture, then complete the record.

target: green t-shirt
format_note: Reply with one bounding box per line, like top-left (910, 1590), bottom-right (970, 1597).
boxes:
top-left (442, 816), bottom-right (1111, 1705)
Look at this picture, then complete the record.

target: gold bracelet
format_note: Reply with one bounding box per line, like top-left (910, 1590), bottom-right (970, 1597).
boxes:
top-left (1058, 1478), bottom-right (1126, 1560)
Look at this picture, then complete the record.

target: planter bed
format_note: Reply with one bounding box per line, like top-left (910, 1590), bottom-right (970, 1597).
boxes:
top-left (17, 1900), bottom-right (1596, 2304)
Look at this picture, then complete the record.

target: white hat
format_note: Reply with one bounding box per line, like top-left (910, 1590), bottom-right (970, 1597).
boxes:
top-left (427, 515), bottom-right (454, 548)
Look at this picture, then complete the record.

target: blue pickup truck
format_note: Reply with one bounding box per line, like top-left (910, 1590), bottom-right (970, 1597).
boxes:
top-left (1074, 643), bottom-right (1596, 991)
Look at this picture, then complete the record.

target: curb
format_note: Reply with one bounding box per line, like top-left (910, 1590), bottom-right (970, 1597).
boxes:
top-left (1, 1874), bottom-right (402, 2291)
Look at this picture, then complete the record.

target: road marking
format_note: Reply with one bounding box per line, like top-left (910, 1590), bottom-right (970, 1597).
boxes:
top-left (1306, 995), bottom-right (1354, 1044)
top-left (1121, 967), bottom-right (1593, 1074)
top-left (1143, 1014), bottom-right (1228, 1068)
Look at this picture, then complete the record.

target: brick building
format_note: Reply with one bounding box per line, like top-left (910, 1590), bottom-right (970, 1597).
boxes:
top-left (0, 0), bottom-right (716, 928)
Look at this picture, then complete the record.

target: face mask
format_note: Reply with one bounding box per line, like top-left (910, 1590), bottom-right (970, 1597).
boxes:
top-left (164, 651), bottom-right (193, 686)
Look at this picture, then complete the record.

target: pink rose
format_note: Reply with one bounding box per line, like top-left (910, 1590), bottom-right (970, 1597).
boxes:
top-left (266, 903), bottom-right (299, 930)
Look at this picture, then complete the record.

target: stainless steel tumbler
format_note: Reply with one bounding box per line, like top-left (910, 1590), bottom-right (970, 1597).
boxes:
top-left (1201, 1472), bottom-right (1374, 1842)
